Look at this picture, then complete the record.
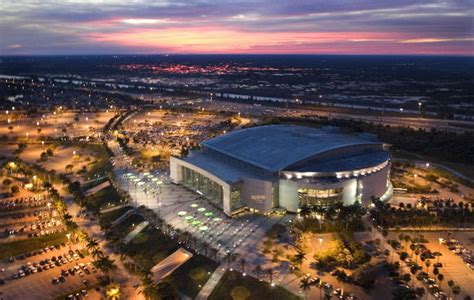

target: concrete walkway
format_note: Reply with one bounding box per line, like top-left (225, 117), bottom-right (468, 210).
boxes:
top-left (100, 203), bottom-right (130, 214)
top-left (123, 221), bottom-right (149, 244)
top-left (151, 248), bottom-right (193, 281)
top-left (195, 266), bottom-right (226, 300)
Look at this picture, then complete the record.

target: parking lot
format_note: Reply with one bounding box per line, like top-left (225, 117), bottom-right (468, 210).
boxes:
top-left (0, 244), bottom-right (99, 299)
top-left (412, 232), bottom-right (474, 299)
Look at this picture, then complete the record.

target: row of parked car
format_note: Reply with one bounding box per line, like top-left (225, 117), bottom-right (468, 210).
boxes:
top-left (8, 207), bottom-right (53, 220)
top-left (440, 237), bottom-right (474, 270)
top-left (10, 249), bottom-right (87, 281)
top-left (0, 195), bottom-right (47, 205)
top-left (52, 261), bottom-right (98, 284)
top-left (8, 243), bottom-right (66, 263)
top-left (303, 273), bottom-right (357, 300)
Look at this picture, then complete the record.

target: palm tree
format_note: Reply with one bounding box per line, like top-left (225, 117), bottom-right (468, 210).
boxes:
top-left (266, 268), bottom-right (276, 285)
top-left (86, 238), bottom-right (100, 253)
top-left (294, 251), bottom-right (306, 266)
top-left (299, 204), bottom-right (311, 219)
top-left (106, 283), bottom-right (121, 300)
top-left (94, 255), bottom-right (116, 278)
top-left (253, 265), bottom-right (262, 280)
top-left (447, 280), bottom-right (455, 298)
top-left (425, 259), bottom-right (431, 273)
top-left (200, 241), bottom-right (210, 256)
top-left (437, 274), bottom-right (444, 289)
top-left (300, 277), bottom-right (312, 300)
top-left (404, 235), bottom-right (411, 251)
top-left (239, 258), bottom-right (247, 274)
top-left (452, 285), bottom-right (461, 298)
top-left (224, 252), bottom-right (238, 268)
top-left (91, 248), bottom-right (104, 260)
top-left (141, 271), bottom-right (159, 299)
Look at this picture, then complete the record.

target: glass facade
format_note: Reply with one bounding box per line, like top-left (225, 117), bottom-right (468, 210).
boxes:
top-left (298, 187), bottom-right (343, 206)
top-left (230, 187), bottom-right (243, 211)
top-left (182, 166), bottom-right (224, 209)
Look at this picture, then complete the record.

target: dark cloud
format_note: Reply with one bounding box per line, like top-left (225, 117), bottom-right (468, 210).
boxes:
top-left (0, 0), bottom-right (472, 55)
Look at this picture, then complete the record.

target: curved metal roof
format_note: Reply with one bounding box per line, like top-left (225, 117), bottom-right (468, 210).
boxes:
top-left (202, 125), bottom-right (386, 172)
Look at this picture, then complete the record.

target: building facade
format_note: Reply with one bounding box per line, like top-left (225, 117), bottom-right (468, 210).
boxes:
top-left (170, 125), bottom-right (392, 216)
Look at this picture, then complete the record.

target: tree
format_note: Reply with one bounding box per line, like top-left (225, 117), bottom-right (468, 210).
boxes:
top-left (239, 258), bottom-right (247, 274)
top-left (400, 252), bottom-right (409, 261)
top-left (437, 274), bottom-right (444, 286)
top-left (452, 285), bottom-right (461, 298)
top-left (86, 238), bottom-right (100, 252)
top-left (299, 204), bottom-right (312, 220)
top-left (404, 235), bottom-right (411, 251)
top-left (300, 277), bottom-right (312, 300)
top-left (106, 283), bottom-right (121, 300)
top-left (94, 255), bottom-right (116, 277)
top-left (448, 280), bottom-right (455, 288)
top-left (65, 164), bottom-right (74, 174)
top-left (39, 152), bottom-right (48, 162)
top-left (293, 251), bottom-right (306, 265)
top-left (267, 268), bottom-right (276, 285)
top-left (425, 259), bottom-right (431, 273)
top-left (11, 185), bottom-right (19, 194)
top-left (141, 271), bottom-right (160, 299)
top-left (253, 265), bottom-right (262, 280)
top-left (415, 287), bottom-right (425, 298)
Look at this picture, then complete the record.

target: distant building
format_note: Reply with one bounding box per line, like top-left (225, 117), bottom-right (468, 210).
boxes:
top-left (170, 125), bottom-right (392, 216)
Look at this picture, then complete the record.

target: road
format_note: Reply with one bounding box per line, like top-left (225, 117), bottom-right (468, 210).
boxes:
top-left (200, 100), bottom-right (474, 133)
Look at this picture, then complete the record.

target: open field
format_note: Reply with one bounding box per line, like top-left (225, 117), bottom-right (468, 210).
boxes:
top-left (0, 110), bottom-right (115, 140)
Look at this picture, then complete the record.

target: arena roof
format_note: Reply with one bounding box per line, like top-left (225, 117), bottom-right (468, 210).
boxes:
top-left (202, 125), bottom-right (386, 172)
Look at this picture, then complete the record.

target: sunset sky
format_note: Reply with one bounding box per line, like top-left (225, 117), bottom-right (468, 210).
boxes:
top-left (1, 0), bottom-right (473, 55)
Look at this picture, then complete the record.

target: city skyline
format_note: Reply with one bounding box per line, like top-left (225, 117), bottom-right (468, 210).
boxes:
top-left (1, 0), bottom-right (473, 55)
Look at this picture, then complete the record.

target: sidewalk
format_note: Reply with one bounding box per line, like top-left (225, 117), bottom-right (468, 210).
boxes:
top-left (195, 265), bottom-right (226, 300)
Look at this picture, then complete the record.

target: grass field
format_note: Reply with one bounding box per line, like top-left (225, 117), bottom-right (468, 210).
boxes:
top-left (166, 253), bottom-right (218, 298)
top-left (98, 205), bottom-right (132, 228)
top-left (0, 232), bottom-right (67, 260)
top-left (392, 149), bottom-right (474, 183)
top-left (209, 270), bottom-right (299, 300)
top-left (84, 185), bottom-right (123, 212)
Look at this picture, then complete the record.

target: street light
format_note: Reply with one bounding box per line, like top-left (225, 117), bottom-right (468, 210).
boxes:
top-left (66, 232), bottom-right (72, 249)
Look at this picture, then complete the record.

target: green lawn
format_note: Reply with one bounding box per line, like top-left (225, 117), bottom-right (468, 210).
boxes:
top-left (392, 149), bottom-right (474, 183)
top-left (166, 253), bottom-right (218, 298)
top-left (106, 214), bottom-right (145, 241)
top-left (99, 206), bottom-right (132, 228)
top-left (123, 227), bottom-right (178, 269)
top-left (124, 227), bottom-right (219, 298)
top-left (0, 232), bottom-right (67, 260)
top-left (209, 271), bottom-right (299, 300)
top-left (84, 185), bottom-right (123, 212)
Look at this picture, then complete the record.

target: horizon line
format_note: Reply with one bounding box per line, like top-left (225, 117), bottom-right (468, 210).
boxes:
top-left (1, 53), bottom-right (473, 58)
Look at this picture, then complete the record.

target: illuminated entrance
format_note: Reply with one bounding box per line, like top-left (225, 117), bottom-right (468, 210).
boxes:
top-left (298, 187), bottom-right (343, 206)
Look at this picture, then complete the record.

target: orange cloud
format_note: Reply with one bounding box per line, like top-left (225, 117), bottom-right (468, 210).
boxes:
top-left (85, 27), bottom-right (406, 53)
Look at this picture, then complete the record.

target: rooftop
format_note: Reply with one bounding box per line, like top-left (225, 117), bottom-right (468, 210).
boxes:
top-left (202, 125), bottom-right (385, 172)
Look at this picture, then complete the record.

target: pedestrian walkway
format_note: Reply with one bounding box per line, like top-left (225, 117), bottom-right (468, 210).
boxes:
top-left (123, 221), bottom-right (149, 244)
top-left (100, 203), bottom-right (130, 214)
top-left (195, 265), bottom-right (226, 300)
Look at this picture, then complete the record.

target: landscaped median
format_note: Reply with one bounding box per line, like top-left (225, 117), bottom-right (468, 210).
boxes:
top-left (0, 232), bottom-right (68, 261)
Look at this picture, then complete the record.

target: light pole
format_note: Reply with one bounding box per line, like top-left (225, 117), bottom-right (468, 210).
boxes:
top-left (66, 232), bottom-right (72, 250)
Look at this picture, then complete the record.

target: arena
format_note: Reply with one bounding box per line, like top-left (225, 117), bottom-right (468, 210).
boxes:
top-left (170, 125), bottom-right (392, 216)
